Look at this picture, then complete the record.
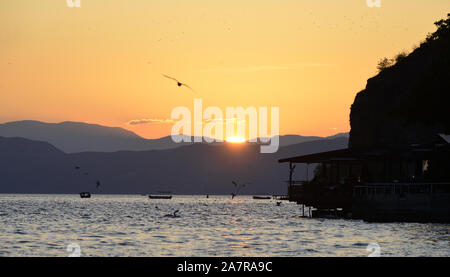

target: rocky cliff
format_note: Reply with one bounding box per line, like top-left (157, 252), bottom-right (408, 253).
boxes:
top-left (349, 14), bottom-right (450, 149)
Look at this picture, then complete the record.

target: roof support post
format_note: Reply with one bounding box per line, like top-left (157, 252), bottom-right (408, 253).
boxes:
top-left (289, 162), bottom-right (296, 188)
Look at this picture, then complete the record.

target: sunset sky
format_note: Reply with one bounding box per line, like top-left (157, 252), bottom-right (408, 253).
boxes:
top-left (1, 0), bottom-right (449, 139)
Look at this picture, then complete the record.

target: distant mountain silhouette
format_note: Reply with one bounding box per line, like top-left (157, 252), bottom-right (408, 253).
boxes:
top-left (323, 132), bottom-right (349, 140)
top-left (0, 120), bottom-right (194, 153)
top-left (275, 135), bottom-right (322, 146)
top-left (0, 136), bottom-right (74, 193)
top-left (0, 120), bottom-right (348, 153)
top-left (0, 136), bottom-right (348, 194)
top-left (274, 132), bottom-right (348, 147)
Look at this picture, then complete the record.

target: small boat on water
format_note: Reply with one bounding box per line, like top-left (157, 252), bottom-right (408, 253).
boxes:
top-left (148, 195), bottom-right (172, 199)
top-left (253, 196), bottom-right (271, 200)
top-left (272, 195), bottom-right (289, 200)
top-left (79, 192), bottom-right (91, 198)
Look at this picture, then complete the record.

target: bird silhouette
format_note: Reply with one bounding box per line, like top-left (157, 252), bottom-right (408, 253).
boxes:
top-left (231, 181), bottom-right (249, 199)
top-left (164, 210), bottom-right (180, 218)
top-left (162, 74), bottom-right (196, 93)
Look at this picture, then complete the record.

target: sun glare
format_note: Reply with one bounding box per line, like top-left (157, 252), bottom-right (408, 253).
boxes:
top-left (226, 136), bottom-right (246, 144)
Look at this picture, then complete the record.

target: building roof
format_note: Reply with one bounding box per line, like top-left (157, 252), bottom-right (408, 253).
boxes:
top-left (278, 144), bottom-right (450, 164)
top-left (278, 148), bottom-right (353, 163)
top-left (439, 134), bottom-right (450, 144)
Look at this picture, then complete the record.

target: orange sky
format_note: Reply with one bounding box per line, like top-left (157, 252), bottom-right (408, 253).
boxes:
top-left (1, 0), bottom-right (449, 139)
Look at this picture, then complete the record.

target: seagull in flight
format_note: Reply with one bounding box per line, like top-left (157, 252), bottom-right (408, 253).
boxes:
top-left (231, 181), bottom-right (250, 199)
top-left (162, 74), bottom-right (196, 93)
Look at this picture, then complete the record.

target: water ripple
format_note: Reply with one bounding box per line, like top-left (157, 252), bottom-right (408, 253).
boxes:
top-left (0, 194), bottom-right (449, 256)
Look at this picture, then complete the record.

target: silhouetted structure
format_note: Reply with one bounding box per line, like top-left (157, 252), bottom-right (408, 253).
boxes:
top-left (279, 141), bottom-right (450, 222)
top-left (279, 15), bottom-right (450, 222)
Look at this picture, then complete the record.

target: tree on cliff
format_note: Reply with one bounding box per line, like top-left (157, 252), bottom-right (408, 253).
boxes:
top-left (425, 13), bottom-right (450, 43)
top-left (377, 51), bottom-right (408, 72)
top-left (376, 57), bottom-right (394, 72)
top-left (376, 14), bottom-right (450, 73)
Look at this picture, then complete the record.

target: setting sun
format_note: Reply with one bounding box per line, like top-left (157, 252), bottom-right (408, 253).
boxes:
top-left (226, 136), bottom-right (246, 144)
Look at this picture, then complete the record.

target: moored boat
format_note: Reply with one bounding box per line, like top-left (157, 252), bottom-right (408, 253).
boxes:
top-left (79, 192), bottom-right (91, 198)
top-left (273, 195), bottom-right (289, 200)
top-left (253, 196), bottom-right (271, 200)
top-left (148, 195), bottom-right (172, 199)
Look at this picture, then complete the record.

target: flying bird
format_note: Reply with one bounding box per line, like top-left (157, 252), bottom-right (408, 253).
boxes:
top-left (231, 181), bottom-right (250, 199)
top-left (162, 74), bottom-right (196, 93)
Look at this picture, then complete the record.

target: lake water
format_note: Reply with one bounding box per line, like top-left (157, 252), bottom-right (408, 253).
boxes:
top-left (0, 194), bottom-right (449, 257)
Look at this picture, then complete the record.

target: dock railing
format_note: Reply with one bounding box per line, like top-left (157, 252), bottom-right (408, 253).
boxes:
top-left (353, 182), bottom-right (450, 196)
